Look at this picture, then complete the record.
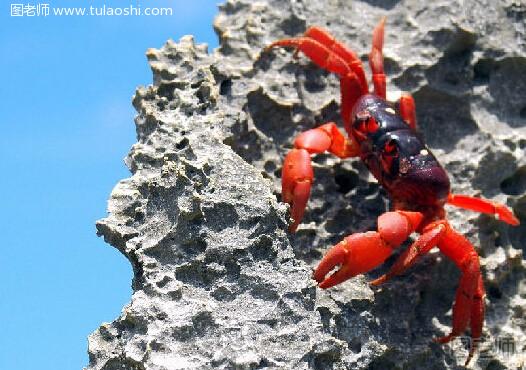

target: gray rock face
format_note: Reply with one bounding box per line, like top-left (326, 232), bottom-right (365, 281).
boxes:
top-left (87, 0), bottom-right (526, 369)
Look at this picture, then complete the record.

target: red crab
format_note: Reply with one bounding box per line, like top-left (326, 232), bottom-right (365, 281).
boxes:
top-left (265, 17), bottom-right (520, 365)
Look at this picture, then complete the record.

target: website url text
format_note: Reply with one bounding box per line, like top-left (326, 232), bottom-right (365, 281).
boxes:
top-left (11, 3), bottom-right (173, 17)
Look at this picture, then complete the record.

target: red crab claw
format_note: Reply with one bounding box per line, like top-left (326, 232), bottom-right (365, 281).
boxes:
top-left (314, 211), bottom-right (423, 288)
top-left (314, 232), bottom-right (394, 288)
top-left (282, 148), bottom-right (313, 232)
top-left (281, 123), bottom-right (360, 232)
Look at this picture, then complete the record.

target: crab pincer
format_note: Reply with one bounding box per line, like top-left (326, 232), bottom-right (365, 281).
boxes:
top-left (281, 148), bottom-right (313, 232)
top-left (313, 232), bottom-right (391, 288)
top-left (281, 123), bottom-right (359, 231)
top-left (314, 211), bottom-right (423, 288)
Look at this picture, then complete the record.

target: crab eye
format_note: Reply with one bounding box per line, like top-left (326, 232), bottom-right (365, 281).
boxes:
top-left (381, 139), bottom-right (398, 173)
top-left (356, 120), bottom-right (368, 133)
top-left (383, 139), bottom-right (398, 155)
top-left (353, 112), bottom-right (379, 140)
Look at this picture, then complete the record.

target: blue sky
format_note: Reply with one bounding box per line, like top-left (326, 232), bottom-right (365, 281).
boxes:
top-left (0, 1), bottom-right (219, 368)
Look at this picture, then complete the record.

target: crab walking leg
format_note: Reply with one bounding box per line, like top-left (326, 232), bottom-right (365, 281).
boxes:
top-left (282, 123), bottom-right (360, 232)
top-left (340, 76), bottom-right (365, 128)
top-left (265, 37), bottom-right (365, 116)
top-left (447, 194), bottom-right (520, 225)
top-left (466, 275), bottom-right (485, 365)
top-left (313, 210), bottom-right (423, 288)
top-left (434, 226), bottom-right (486, 366)
top-left (398, 93), bottom-right (417, 130)
top-left (267, 38), bottom-right (354, 76)
top-left (369, 17), bottom-right (387, 99)
top-left (370, 221), bottom-right (447, 286)
top-left (301, 26), bottom-right (369, 94)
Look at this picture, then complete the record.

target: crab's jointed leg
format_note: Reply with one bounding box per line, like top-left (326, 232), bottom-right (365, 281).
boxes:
top-left (265, 29), bottom-right (368, 126)
top-left (369, 17), bottom-right (387, 99)
top-left (282, 122), bottom-right (360, 231)
top-left (434, 224), bottom-right (487, 366)
top-left (370, 218), bottom-right (485, 366)
top-left (398, 93), bottom-right (417, 130)
top-left (265, 36), bottom-right (362, 85)
top-left (313, 210), bottom-right (423, 288)
top-left (447, 193), bottom-right (520, 226)
top-left (301, 26), bottom-right (369, 93)
top-left (340, 77), bottom-right (365, 129)
top-left (370, 220), bottom-right (447, 285)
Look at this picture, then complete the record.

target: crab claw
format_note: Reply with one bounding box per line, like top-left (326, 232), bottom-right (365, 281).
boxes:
top-left (282, 148), bottom-right (313, 232)
top-left (313, 240), bottom-right (352, 288)
top-left (314, 232), bottom-right (392, 288)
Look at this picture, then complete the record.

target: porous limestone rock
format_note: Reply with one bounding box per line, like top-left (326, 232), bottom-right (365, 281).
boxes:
top-left (87, 0), bottom-right (526, 369)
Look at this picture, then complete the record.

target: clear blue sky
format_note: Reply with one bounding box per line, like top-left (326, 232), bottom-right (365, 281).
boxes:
top-left (0, 1), bottom-right (219, 368)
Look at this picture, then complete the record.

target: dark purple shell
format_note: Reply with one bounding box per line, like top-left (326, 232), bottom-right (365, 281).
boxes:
top-left (350, 94), bottom-right (450, 209)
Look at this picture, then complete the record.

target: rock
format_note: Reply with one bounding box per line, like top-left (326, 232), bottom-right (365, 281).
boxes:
top-left (86, 0), bottom-right (526, 369)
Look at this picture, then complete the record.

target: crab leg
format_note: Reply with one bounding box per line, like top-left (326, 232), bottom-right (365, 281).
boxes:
top-left (282, 122), bottom-right (360, 231)
top-left (398, 93), bottom-right (417, 130)
top-left (434, 224), bottom-right (486, 366)
top-left (313, 210), bottom-right (423, 288)
top-left (301, 26), bottom-right (369, 93)
top-left (447, 194), bottom-right (520, 225)
top-left (340, 76), bottom-right (365, 129)
top-left (369, 17), bottom-right (387, 99)
top-left (370, 220), bottom-right (447, 286)
top-left (266, 37), bottom-right (359, 79)
top-left (266, 36), bottom-right (366, 122)
top-left (297, 27), bottom-right (369, 125)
